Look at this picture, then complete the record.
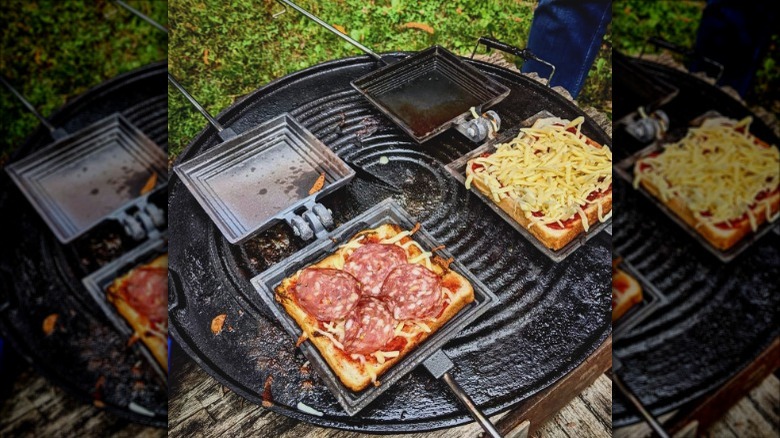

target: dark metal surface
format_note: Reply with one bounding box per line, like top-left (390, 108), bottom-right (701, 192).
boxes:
top-left (612, 51), bottom-right (678, 123)
top-left (168, 52), bottom-right (611, 432)
top-left (0, 61), bottom-right (168, 427)
top-left (175, 113), bottom-right (355, 244)
top-left (352, 46), bottom-right (510, 142)
top-left (6, 114), bottom-right (167, 243)
top-left (612, 58), bottom-right (780, 426)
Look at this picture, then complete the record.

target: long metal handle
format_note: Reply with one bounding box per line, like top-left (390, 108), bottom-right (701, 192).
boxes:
top-left (167, 73), bottom-right (226, 134)
top-left (471, 36), bottom-right (556, 87)
top-left (644, 36), bottom-right (724, 82)
top-left (611, 371), bottom-right (670, 438)
top-left (0, 76), bottom-right (66, 138)
top-left (114, 0), bottom-right (168, 34)
top-left (275, 0), bottom-right (383, 63)
top-left (441, 371), bottom-right (502, 438)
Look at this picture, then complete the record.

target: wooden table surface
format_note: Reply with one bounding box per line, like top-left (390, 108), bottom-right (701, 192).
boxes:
top-left (4, 346), bottom-right (776, 437)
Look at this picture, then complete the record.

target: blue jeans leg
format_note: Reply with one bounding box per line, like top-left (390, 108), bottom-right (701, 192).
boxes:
top-left (690, 0), bottom-right (779, 97)
top-left (521, 0), bottom-right (612, 99)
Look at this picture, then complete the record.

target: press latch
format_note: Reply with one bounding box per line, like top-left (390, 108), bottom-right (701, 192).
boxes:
top-left (455, 110), bottom-right (502, 143)
top-left (118, 201), bottom-right (166, 241)
top-left (285, 202), bottom-right (334, 241)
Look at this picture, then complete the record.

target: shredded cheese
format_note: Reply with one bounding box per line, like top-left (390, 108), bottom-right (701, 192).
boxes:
top-left (322, 320), bottom-right (346, 343)
top-left (466, 117), bottom-right (612, 226)
top-left (313, 328), bottom-right (344, 351)
top-left (379, 230), bottom-right (411, 245)
top-left (371, 350), bottom-right (400, 365)
top-left (633, 117), bottom-right (779, 231)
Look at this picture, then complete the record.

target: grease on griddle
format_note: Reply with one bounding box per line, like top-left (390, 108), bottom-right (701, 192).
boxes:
top-left (378, 72), bottom-right (481, 138)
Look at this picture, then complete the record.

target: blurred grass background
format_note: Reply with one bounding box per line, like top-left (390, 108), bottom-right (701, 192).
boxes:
top-left (0, 0), bottom-right (167, 164)
top-left (613, 0), bottom-right (779, 114)
top-left (169, 0), bottom-right (613, 159)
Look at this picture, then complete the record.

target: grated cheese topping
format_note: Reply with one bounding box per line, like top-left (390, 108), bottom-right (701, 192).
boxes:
top-left (633, 117), bottom-right (779, 230)
top-left (466, 116), bottom-right (612, 228)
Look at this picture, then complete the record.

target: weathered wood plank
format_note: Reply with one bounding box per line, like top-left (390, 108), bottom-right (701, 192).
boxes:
top-left (533, 375), bottom-right (612, 438)
top-left (746, 373), bottom-right (779, 427)
top-left (168, 346), bottom-right (611, 438)
top-left (0, 368), bottom-right (164, 437)
top-left (666, 337), bottom-right (780, 435)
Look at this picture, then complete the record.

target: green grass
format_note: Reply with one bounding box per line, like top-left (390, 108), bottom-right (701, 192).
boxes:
top-left (169, 0), bottom-right (612, 159)
top-left (0, 1), bottom-right (167, 163)
top-left (613, 0), bottom-right (779, 112)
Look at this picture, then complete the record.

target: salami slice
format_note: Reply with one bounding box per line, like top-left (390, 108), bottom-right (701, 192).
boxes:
top-left (124, 266), bottom-right (167, 324)
top-left (294, 268), bottom-right (360, 321)
top-left (380, 264), bottom-right (443, 320)
top-left (344, 243), bottom-right (407, 297)
top-left (343, 297), bottom-right (395, 355)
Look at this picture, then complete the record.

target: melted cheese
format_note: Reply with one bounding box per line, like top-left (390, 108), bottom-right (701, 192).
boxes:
top-left (314, 327), bottom-right (344, 350)
top-left (379, 230), bottom-right (411, 245)
top-left (633, 117), bottom-right (779, 231)
top-left (371, 350), bottom-right (400, 365)
top-left (466, 117), bottom-right (612, 226)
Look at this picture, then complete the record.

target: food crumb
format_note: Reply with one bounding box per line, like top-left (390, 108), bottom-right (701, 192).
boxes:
top-left (211, 314), bottom-right (227, 335)
top-left (42, 314), bottom-right (58, 335)
top-left (379, 156), bottom-right (389, 165)
top-left (262, 375), bottom-right (274, 407)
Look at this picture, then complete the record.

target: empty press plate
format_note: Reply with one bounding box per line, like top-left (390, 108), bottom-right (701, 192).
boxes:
top-left (6, 114), bottom-right (167, 243)
top-left (174, 113), bottom-right (355, 244)
top-left (352, 46), bottom-right (510, 143)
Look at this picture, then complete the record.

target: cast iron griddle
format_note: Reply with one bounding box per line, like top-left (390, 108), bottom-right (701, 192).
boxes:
top-left (0, 61), bottom-right (168, 427)
top-left (169, 53), bottom-right (610, 432)
top-left (612, 58), bottom-right (780, 426)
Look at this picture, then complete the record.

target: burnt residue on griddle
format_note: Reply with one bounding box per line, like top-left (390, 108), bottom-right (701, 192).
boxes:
top-left (74, 226), bottom-right (134, 273)
top-left (236, 222), bottom-right (303, 274)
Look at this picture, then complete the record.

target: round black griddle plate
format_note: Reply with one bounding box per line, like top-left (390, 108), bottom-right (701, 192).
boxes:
top-left (0, 62), bottom-right (168, 427)
top-left (612, 59), bottom-right (780, 426)
top-left (169, 53), bottom-right (611, 433)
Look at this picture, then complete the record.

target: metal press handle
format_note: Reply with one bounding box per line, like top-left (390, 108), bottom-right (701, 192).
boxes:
top-left (114, 0), bottom-right (168, 34)
top-left (167, 73), bottom-right (236, 140)
top-left (115, 0), bottom-right (235, 141)
top-left (0, 76), bottom-right (68, 139)
top-left (644, 36), bottom-right (724, 82)
top-left (441, 372), bottom-right (502, 438)
top-left (274, 0), bottom-right (384, 64)
top-left (471, 36), bottom-right (556, 87)
top-left (611, 371), bottom-right (670, 438)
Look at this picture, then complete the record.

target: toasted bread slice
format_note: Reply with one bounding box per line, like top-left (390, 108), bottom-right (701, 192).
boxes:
top-left (275, 224), bottom-right (474, 391)
top-left (612, 268), bottom-right (643, 322)
top-left (638, 176), bottom-right (779, 251)
top-left (469, 176), bottom-right (612, 250)
top-left (107, 254), bottom-right (169, 372)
